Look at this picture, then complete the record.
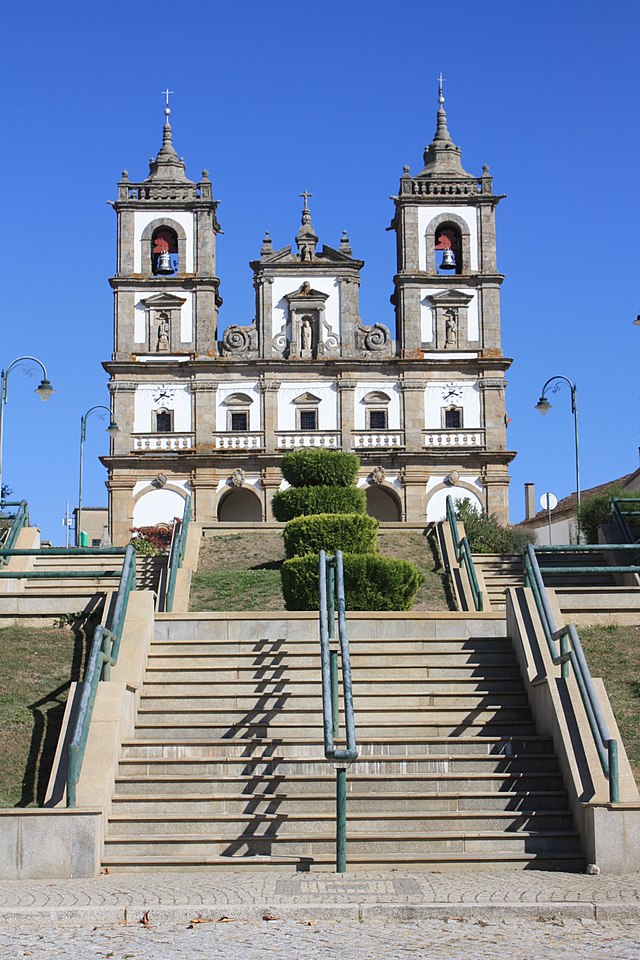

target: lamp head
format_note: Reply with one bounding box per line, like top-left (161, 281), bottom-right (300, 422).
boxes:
top-left (35, 379), bottom-right (54, 402)
top-left (535, 396), bottom-right (551, 415)
top-left (106, 419), bottom-right (119, 436)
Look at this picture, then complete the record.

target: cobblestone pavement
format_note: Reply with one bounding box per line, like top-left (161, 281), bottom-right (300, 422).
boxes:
top-left (1, 917), bottom-right (640, 960)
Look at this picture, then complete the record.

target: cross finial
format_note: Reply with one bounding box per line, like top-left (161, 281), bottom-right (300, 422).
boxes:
top-left (438, 73), bottom-right (446, 108)
top-left (299, 190), bottom-right (312, 210)
top-left (162, 88), bottom-right (175, 121)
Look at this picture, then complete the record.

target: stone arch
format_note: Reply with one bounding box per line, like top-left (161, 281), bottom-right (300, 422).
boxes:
top-left (365, 483), bottom-right (402, 522)
top-left (425, 482), bottom-right (484, 522)
top-left (132, 484), bottom-right (188, 528)
top-left (217, 485), bottom-right (263, 522)
top-left (140, 217), bottom-right (188, 276)
top-left (424, 211), bottom-right (472, 277)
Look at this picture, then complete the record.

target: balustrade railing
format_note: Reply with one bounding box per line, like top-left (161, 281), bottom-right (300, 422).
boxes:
top-left (212, 432), bottom-right (264, 450)
top-left (352, 430), bottom-right (405, 449)
top-left (132, 433), bottom-right (194, 451)
top-left (423, 429), bottom-right (485, 448)
top-left (276, 431), bottom-right (340, 449)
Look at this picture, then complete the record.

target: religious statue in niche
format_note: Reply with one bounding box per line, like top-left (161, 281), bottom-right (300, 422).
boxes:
top-left (156, 313), bottom-right (170, 352)
top-left (445, 309), bottom-right (458, 348)
top-left (300, 316), bottom-right (313, 357)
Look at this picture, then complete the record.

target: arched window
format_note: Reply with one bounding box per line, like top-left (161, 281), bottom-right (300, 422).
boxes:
top-left (362, 391), bottom-right (391, 430)
top-left (152, 226), bottom-right (179, 276)
top-left (293, 392), bottom-right (321, 431)
top-left (443, 406), bottom-right (463, 429)
top-left (434, 222), bottom-right (462, 275)
top-left (223, 392), bottom-right (254, 432)
top-left (154, 408), bottom-right (174, 432)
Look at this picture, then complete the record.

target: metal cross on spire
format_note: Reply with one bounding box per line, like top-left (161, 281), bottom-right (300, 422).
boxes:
top-left (438, 72), bottom-right (446, 107)
top-left (299, 190), bottom-right (312, 210)
top-left (162, 88), bottom-right (175, 119)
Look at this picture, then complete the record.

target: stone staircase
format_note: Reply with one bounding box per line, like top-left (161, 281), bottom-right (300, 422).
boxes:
top-left (472, 554), bottom-right (522, 609)
top-left (101, 614), bottom-right (584, 872)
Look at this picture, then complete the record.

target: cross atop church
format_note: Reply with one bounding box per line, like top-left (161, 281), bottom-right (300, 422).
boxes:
top-left (162, 88), bottom-right (175, 117)
top-left (299, 190), bottom-right (312, 210)
top-left (438, 72), bottom-right (446, 107)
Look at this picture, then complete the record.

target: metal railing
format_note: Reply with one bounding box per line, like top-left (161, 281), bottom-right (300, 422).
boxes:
top-left (163, 495), bottom-right (192, 613)
top-left (0, 546), bottom-right (126, 579)
top-left (445, 495), bottom-right (483, 611)
top-left (67, 545), bottom-right (137, 807)
top-left (523, 543), bottom-right (619, 803)
top-left (534, 542), bottom-right (640, 576)
top-left (611, 497), bottom-right (640, 545)
top-left (0, 500), bottom-right (29, 558)
top-left (319, 550), bottom-right (358, 873)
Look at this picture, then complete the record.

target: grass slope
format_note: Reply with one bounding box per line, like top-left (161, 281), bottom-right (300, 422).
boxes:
top-left (0, 624), bottom-right (89, 807)
top-left (579, 623), bottom-right (640, 783)
top-left (190, 528), bottom-right (450, 612)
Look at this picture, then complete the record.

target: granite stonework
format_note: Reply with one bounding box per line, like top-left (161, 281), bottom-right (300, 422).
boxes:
top-left (102, 95), bottom-right (515, 544)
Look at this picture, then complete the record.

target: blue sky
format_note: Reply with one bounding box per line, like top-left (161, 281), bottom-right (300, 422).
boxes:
top-left (1, 0), bottom-right (639, 542)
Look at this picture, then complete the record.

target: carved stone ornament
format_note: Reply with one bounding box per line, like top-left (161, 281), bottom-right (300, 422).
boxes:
top-left (153, 474), bottom-right (168, 488)
top-left (230, 468), bottom-right (245, 487)
top-left (221, 324), bottom-right (258, 358)
top-left (356, 322), bottom-right (392, 357)
top-left (371, 466), bottom-right (386, 485)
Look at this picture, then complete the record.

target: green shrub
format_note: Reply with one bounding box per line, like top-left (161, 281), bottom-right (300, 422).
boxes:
top-left (281, 552), bottom-right (424, 611)
top-left (272, 486), bottom-right (366, 522)
top-left (581, 488), bottom-right (639, 543)
top-left (280, 449), bottom-right (359, 488)
top-left (129, 522), bottom-right (175, 556)
top-left (283, 513), bottom-right (379, 559)
top-left (454, 498), bottom-right (536, 554)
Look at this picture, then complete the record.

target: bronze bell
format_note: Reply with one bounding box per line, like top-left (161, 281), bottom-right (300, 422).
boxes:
top-left (440, 248), bottom-right (456, 270)
top-left (156, 250), bottom-right (174, 274)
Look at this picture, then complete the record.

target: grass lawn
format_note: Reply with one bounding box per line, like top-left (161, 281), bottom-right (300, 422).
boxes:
top-left (579, 623), bottom-right (640, 783)
top-left (189, 527), bottom-right (451, 613)
top-left (0, 624), bottom-right (89, 807)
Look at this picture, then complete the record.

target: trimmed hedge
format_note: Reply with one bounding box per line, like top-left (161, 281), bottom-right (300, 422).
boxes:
top-left (283, 513), bottom-right (379, 559)
top-left (272, 486), bottom-right (366, 522)
top-left (281, 553), bottom-right (425, 611)
top-left (280, 449), bottom-right (359, 488)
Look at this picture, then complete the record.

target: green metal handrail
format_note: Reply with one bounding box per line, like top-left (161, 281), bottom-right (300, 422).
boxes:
top-left (611, 498), bottom-right (640, 545)
top-left (445, 495), bottom-right (483, 611)
top-left (533, 543), bottom-right (640, 576)
top-left (0, 500), bottom-right (29, 560)
top-left (523, 543), bottom-right (619, 803)
top-left (164, 495), bottom-right (192, 613)
top-left (67, 544), bottom-right (137, 807)
top-left (319, 549), bottom-right (358, 873)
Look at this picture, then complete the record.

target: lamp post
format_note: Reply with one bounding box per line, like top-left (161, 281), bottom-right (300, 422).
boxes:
top-left (535, 375), bottom-right (581, 543)
top-left (77, 405), bottom-right (119, 547)
top-left (0, 357), bottom-right (54, 506)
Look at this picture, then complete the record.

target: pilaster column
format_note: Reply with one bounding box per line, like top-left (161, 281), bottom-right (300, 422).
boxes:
top-left (106, 476), bottom-right (134, 546)
top-left (400, 465), bottom-right (428, 523)
top-left (338, 377), bottom-right (357, 451)
top-left (189, 467), bottom-right (219, 525)
top-left (261, 466), bottom-right (282, 522)
top-left (260, 377), bottom-right (281, 454)
top-left (399, 379), bottom-right (427, 453)
top-left (109, 381), bottom-right (136, 456)
top-left (482, 467), bottom-right (511, 525)
top-left (191, 378), bottom-right (218, 450)
top-left (255, 277), bottom-right (274, 359)
top-left (479, 377), bottom-right (507, 451)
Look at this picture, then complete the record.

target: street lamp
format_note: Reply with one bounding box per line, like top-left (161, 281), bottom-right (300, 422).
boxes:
top-left (77, 405), bottom-right (119, 546)
top-left (0, 356), bottom-right (55, 506)
top-left (535, 375), bottom-right (581, 543)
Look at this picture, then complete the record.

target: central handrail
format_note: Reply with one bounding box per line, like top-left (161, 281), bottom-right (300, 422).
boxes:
top-left (445, 495), bottom-right (483, 611)
top-left (319, 549), bottom-right (358, 872)
top-left (611, 497), bottom-right (640, 545)
top-left (523, 543), bottom-right (619, 803)
top-left (67, 544), bottom-right (137, 807)
top-left (163, 494), bottom-right (192, 612)
top-left (0, 500), bottom-right (29, 560)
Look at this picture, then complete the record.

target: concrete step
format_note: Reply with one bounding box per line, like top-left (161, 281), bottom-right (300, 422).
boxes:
top-left (109, 789), bottom-right (570, 816)
top-left (132, 719), bottom-right (539, 738)
top-left (145, 660), bottom-right (522, 677)
top-left (148, 639), bottom-right (514, 657)
top-left (139, 680), bottom-right (528, 699)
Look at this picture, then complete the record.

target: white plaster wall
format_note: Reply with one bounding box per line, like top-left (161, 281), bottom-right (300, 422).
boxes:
top-left (525, 517), bottom-right (573, 547)
top-left (426, 480), bottom-right (484, 521)
top-left (132, 488), bottom-right (187, 527)
top-left (357, 473), bottom-right (402, 489)
top-left (420, 289), bottom-right (479, 342)
top-left (216, 382), bottom-right (261, 431)
top-left (424, 381), bottom-right (481, 429)
top-left (134, 210), bottom-right (194, 273)
top-left (216, 475), bottom-right (262, 494)
top-left (134, 383), bottom-right (192, 432)
top-left (277, 382), bottom-right (338, 430)
top-left (133, 290), bottom-right (194, 344)
top-left (132, 479), bottom-right (191, 498)
top-left (418, 206), bottom-right (478, 272)
top-left (271, 276), bottom-right (341, 341)
top-left (354, 382), bottom-right (401, 429)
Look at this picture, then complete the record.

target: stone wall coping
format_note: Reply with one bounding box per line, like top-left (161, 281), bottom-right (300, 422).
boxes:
top-left (155, 610), bottom-right (505, 621)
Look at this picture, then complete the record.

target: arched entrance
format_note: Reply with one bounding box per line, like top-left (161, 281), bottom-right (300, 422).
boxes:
top-left (217, 487), bottom-right (263, 522)
top-left (365, 485), bottom-right (402, 522)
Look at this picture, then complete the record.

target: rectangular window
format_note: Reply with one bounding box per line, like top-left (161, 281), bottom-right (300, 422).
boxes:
top-left (445, 409), bottom-right (462, 429)
top-left (155, 410), bottom-right (173, 432)
top-left (299, 410), bottom-right (318, 431)
top-left (231, 411), bottom-right (249, 432)
top-left (368, 410), bottom-right (388, 430)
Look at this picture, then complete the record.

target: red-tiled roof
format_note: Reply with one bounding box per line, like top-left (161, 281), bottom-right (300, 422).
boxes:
top-left (517, 469), bottom-right (640, 528)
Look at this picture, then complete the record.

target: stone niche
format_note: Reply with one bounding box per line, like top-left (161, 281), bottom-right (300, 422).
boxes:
top-left (275, 282), bottom-right (340, 359)
top-left (140, 292), bottom-right (187, 353)
top-left (425, 289), bottom-right (474, 350)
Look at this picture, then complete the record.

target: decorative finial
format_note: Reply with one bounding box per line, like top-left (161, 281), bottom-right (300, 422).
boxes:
top-left (162, 87), bottom-right (175, 123)
top-left (340, 230), bottom-right (352, 256)
top-left (438, 72), bottom-right (446, 108)
top-left (299, 190), bottom-right (312, 211)
top-left (261, 230), bottom-right (273, 256)
top-left (402, 164), bottom-right (410, 176)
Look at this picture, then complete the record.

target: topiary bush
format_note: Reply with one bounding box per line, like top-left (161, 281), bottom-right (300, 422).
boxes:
top-left (272, 485), bottom-right (366, 522)
top-left (283, 513), bottom-right (379, 559)
top-left (454, 498), bottom-right (536, 554)
top-left (280, 449), bottom-right (359, 488)
top-left (281, 553), bottom-right (424, 611)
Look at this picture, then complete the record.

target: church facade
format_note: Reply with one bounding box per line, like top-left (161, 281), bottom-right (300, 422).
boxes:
top-left (103, 93), bottom-right (514, 545)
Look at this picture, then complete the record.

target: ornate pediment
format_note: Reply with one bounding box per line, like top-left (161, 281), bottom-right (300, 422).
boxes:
top-left (292, 392), bottom-right (322, 405)
top-left (426, 289), bottom-right (474, 307)
top-left (139, 292), bottom-right (187, 309)
top-left (284, 282), bottom-right (330, 305)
